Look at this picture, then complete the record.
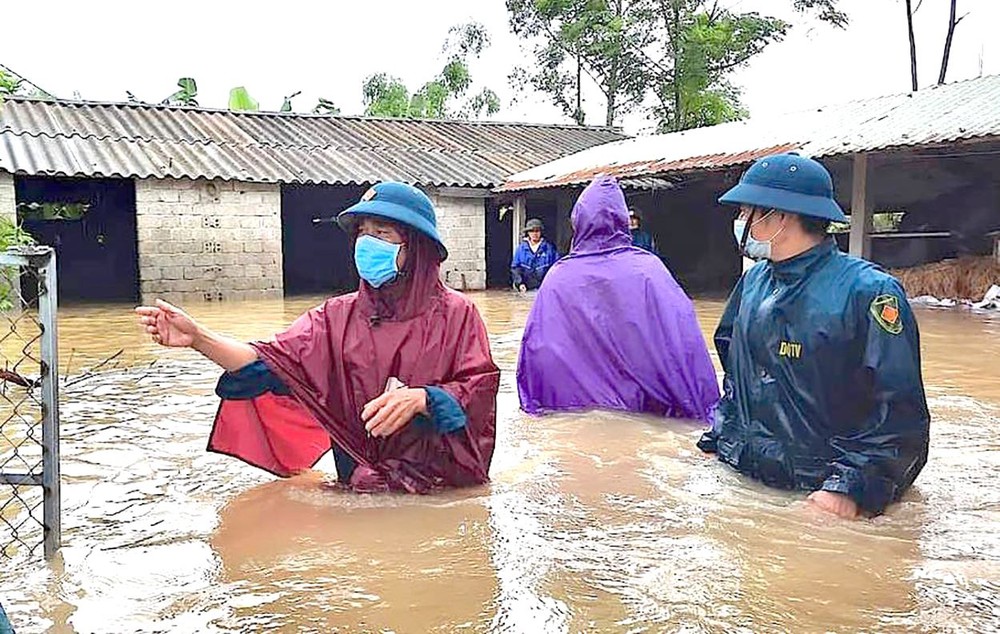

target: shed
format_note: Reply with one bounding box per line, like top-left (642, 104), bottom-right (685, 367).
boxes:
top-left (0, 97), bottom-right (624, 302)
top-left (499, 75), bottom-right (1000, 293)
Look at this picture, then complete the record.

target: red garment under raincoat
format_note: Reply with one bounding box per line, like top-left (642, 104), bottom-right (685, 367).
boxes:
top-left (208, 236), bottom-right (500, 493)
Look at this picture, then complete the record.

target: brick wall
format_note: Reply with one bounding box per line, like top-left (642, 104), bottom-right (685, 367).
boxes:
top-left (135, 178), bottom-right (283, 304)
top-left (0, 172), bottom-right (15, 223)
top-left (432, 192), bottom-right (486, 291)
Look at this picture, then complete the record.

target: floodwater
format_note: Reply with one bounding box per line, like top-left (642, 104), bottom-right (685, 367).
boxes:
top-left (1, 292), bottom-right (999, 633)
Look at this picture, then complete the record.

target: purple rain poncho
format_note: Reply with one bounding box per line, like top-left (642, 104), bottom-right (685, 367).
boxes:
top-left (516, 176), bottom-right (720, 421)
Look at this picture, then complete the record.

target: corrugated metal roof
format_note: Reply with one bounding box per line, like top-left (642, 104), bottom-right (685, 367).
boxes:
top-left (499, 74), bottom-right (1000, 192)
top-left (0, 97), bottom-right (625, 187)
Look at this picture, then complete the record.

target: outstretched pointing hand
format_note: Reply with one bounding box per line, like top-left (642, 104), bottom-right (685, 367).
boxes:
top-left (135, 300), bottom-right (200, 348)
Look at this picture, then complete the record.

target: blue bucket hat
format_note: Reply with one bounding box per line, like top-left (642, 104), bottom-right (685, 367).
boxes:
top-left (719, 153), bottom-right (847, 222)
top-left (338, 182), bottom-right (448, 260)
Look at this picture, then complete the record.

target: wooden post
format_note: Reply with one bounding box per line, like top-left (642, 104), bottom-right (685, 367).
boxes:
top-left (850, 153), bottom-right (873, 259)
top-left (555, 191), bottom-right (574, 254)
top-left (512, 196), bottom-right (526, 256)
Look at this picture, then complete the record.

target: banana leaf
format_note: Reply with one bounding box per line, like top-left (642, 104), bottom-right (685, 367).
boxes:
top-left (229, 87), bottom-right (259, 111)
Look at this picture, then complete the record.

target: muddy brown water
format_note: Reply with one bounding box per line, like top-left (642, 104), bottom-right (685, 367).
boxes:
top-left (1, 292), bottom-right (998, 633)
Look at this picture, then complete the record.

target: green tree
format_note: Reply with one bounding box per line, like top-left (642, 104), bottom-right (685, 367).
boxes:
top-left (363, 22), bottom-right (500, 119)
top-left (363, 73), bottom-right (413, 117)
top-left (507, 0), bottom-right (655, 127)
top-left (650, 3), bottom-right (787, 132)
top-left (507, 0), bottom-right (845, 129)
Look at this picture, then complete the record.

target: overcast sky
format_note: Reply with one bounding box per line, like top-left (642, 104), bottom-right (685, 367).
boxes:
top-left (2, 0), bottom-right (995, 134)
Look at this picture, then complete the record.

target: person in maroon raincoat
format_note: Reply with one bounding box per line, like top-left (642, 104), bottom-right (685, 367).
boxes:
top-left (136, 182), bottom-right (500, 494)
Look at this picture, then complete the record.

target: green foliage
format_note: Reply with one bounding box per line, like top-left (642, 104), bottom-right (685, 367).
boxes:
top-left (465, 88), bottom-right (501, 118)
top-left (363, 22), bottom-right (500, 120)
top-left (281, 91), bottom-right (302, 112)
top-left (163, 77), bottom-right (199, 106)
top-left (228, 86), bottom-right (259, 111)
top-left (363, 74), bottom-right (413, 117)
top-left (507, 0), bottom-right (653, 126)
top-left (0, 216), bottom-right (35, 249)
top-left (654, 7), bottom-right (787, 132)
top-left (508, 0), bottom-right (839, 129)
top-left (0, 69), bottom-right (23, 97)
top-left (17, 201), bottom-right (90, 221)
top-left (0, 216), bottom-right (37, 312)
top-left (791, 0), bottom-right (848, 29)
top-left (312, 97), bottom-right (340, 115)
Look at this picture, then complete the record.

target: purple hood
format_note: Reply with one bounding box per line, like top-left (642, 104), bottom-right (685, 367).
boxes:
top-left (516, 176), bottom-right (720, 420)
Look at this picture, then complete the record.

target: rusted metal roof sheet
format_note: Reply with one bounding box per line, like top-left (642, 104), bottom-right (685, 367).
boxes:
top-left (0, 97), bottom-right (625, 187)
top-left (499, 74), bottom-right (1000, 192)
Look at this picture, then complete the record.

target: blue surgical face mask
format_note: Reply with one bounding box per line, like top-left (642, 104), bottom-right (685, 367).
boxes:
top-left (354, 235), bottom-right (402, 288)
top-left (733, 212), bottom-right (783, 261)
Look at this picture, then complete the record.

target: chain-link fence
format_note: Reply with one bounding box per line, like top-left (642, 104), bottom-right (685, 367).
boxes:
top-left (0, 246), bottom-right (59, 560)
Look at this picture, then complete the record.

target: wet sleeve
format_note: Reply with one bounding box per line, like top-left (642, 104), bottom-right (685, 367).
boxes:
top-left (215, 359), bottom-right (291, 400)
top-left (542, 243), bottom-right (560, 275)
top-left (698, 275), bottom-right (745, 453)
top-left (821, 282), bottom-right (931, 515)
top-left (252, 302), bottom-right (333, 399)
top-left (428, 303), bottom-right (500, 480)
top-left (713, 274), bottom-right (745, 375)
top-left (511, 244), bottom-right (526, 286)
top-left (413, 386), bottom-right (467, 434)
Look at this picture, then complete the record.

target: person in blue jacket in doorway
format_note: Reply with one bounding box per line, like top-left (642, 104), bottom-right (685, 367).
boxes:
top-left (698, 152), bottom-right (930, 519)
top-left (511, 218), bottom-right (559, 292)
top-left (629, 210), bottom-right (658, 255)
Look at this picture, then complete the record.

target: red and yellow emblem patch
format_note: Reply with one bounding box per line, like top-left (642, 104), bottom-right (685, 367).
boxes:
top-left (870, 294), bottom-right (903, 335)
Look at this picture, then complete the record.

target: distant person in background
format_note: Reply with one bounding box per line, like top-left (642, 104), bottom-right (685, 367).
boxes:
top-left (517, 176), bottom-right (719, 420)
top-left (629, 210), bottom-right (658, 255)
top-left (511, 218), bottom-right (559, 292)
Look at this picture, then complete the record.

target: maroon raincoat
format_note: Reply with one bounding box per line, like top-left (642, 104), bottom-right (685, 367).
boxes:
top-left (208, 236), bottom-right (500, 493)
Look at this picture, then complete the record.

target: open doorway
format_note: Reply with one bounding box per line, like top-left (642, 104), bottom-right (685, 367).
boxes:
top-left (486, 196), bottom-right (560, 289)
top-left (281, 184), bottom-right (365, 296)
top-left (15, 176), bottom-right (139, 303)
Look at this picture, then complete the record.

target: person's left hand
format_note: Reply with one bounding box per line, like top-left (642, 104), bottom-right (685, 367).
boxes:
top-left (362, 388), bottom-right (429, 438)
top-left (807, 490), bottom-right (860, 519)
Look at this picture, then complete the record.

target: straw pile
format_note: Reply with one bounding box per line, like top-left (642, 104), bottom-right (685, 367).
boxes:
top-left (891, 256), bottom-right (1000, 301)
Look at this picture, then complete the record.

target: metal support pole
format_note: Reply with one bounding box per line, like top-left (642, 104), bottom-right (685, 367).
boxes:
top-left (38, 250), bottom-right (60, 559)
top-left (850, 153), bottom-right (873, 259)
top-left (512, 196), bottom-right (526, 256)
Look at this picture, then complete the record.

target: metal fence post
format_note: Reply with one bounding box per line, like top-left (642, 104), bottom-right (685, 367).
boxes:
top-left (37, 249), bottom-right (60, 558)
top-left (0, 245), bottom-right (60, 560)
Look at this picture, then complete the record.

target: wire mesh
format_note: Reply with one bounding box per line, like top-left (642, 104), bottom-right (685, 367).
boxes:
top-left (0, 247), bottom-right (58, 559)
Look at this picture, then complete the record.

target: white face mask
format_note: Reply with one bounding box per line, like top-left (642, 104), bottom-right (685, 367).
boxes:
top-left (733, 211), bottom-right (785, 261)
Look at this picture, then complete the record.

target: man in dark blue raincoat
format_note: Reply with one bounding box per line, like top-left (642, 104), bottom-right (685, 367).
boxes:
top-left (511, 218), bottom-right (559, 291)
top-left (698, 152), bottom-right (930, 518)
top-left (629, 211), bottom-right (658, 255)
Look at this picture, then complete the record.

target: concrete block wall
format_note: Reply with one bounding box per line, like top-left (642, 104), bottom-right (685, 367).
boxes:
top-left (135, 178), bottom-right (283, 304)
top-left (0, 172), bottom-right (15, 223)
top-left (432, 192), bottom-right (486, 291)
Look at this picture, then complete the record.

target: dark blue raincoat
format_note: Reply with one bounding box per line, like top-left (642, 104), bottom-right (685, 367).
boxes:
top-left (631, 229), bottom-right (657, 255)
top-left (511, 239), bottom-right (559, 290)
top-left (698, 240), bottom-right (930, 515)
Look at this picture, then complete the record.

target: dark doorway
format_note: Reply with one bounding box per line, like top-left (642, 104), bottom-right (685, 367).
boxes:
top-left (486, 196), bottom-right (560, 289)
top-left (281, 184), bottom-right (365, 296)
top-left (15, 176), bottom-right (139, 303)
top-left (485, 198), bottom-right (512, 288)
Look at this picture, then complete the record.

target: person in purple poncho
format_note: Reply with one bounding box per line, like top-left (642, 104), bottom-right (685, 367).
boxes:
top-left (516, 175), bottom-right (720, 420)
